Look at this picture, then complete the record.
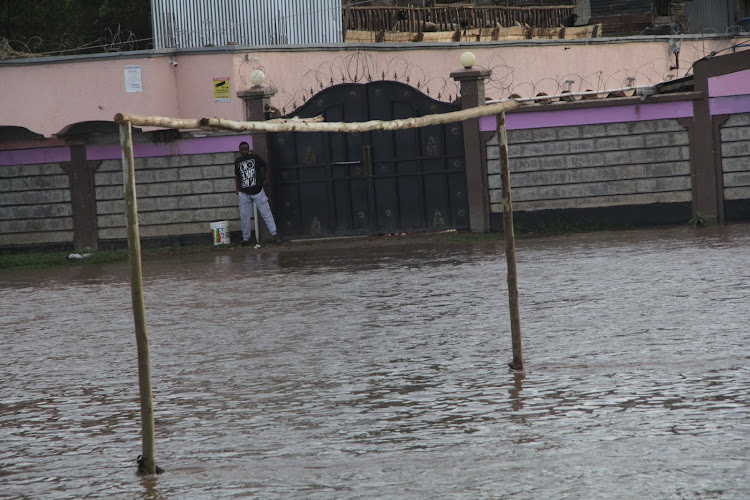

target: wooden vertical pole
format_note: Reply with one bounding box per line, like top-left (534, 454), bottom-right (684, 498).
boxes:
top-left (119, 121), bottom-right (158, 474)
top-left (496, 111), bottom-right (524, 371)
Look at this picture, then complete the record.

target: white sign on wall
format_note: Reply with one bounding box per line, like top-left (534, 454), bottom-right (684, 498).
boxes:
top-left (124, 66), bottom-right (143, 93)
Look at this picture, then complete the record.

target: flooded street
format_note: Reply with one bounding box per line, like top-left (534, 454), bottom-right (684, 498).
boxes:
top-left (1, 224), bottom-right (749, 499)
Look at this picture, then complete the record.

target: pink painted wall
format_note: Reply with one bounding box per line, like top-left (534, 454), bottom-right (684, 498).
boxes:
top-left (252, 39), bottom-right (748, 114)
top-left (172, 53), bottom-right (243, 121)
top-left (0, 56), bottom-right (180, 137)
top-left (1, 36), bottom-right (747, 138)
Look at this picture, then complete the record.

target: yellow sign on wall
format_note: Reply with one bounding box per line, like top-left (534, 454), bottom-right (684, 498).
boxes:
top-left (213, 77), bottom-right (230, 102)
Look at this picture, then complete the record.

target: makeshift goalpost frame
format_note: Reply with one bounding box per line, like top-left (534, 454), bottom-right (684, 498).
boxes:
top-left (114, 98), bottom-right (523, 473)
top-left (118, 120), bottom-right (157, 475)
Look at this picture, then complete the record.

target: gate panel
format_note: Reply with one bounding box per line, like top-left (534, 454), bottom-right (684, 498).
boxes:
top-left (271, 81), bottom-right (468, 238)
top-left (296, 131), bottom-right (330, 236)
top-left (398, 173), bottom-right (424, 229)
top-left (422, 123), bottom-right (451, 229)
top-left (275, 131), bottom-right (300, 235)
top-left (449, 171), bottom-right (470, 228)
top-left (327, 101), bottom-right (373, 235)
top-left (394, 103), bottom-right (424, 230)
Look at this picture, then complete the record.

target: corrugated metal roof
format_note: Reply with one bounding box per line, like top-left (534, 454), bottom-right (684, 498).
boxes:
top-left (151, 0), bottom-right (342, 49)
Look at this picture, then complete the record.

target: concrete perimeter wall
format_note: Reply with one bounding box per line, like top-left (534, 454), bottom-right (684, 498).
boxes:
top-left (0, 161), bottom-right (73, 249)
top-left (721, 113), bottom-right (750, 220)
top-left (1, 50), bottom-right (749, 253)
top-left (94, 152), bottom-right (238, 247)
top-left (474, 49), bottom-right (750, 231)
top-left (486, 118), bottom-right (692, 229)
top-left (0, 133), bottom-right (254, 252)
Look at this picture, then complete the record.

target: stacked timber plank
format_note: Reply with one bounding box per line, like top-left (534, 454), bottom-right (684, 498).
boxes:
top-left (343, 5), bottom-right (602, 43)
top-left (344, 24), bottom-right (602, 43)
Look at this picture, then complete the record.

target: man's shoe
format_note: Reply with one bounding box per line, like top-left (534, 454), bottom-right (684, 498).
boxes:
top-left (272, 235), bottom-right (283, 244)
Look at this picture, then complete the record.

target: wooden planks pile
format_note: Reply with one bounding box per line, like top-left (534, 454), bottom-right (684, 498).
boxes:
top-left (344, 24), bottom-right (602, 43)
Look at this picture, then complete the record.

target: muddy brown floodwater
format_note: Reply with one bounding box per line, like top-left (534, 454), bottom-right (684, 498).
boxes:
top-left (1, 224), bottom-right (749, 499)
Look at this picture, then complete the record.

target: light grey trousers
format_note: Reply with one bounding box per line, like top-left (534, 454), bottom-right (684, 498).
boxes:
top-left (238, 189), bottom-right (277, 241)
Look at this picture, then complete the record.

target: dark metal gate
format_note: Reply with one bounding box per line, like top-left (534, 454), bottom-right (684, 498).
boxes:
top-left (270, 81), bottom-right (468, 238)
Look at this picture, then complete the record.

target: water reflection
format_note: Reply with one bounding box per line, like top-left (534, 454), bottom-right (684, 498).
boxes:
top-left (1, 223), bottom-right (749, 498)
top-left (138, 475), bottom-right (163, 500)
top-left (213, 255), bottom-right (232, 265)
top-left (509, 372), bottom-right (525, 413)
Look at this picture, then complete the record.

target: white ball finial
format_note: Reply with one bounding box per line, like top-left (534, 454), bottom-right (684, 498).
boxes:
top-left (250, 69), bottom-right (266, 87)
top-left (460, 51), bottom-right (476, 69)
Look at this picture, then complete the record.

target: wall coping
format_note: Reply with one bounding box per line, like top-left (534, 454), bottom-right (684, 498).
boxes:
top-left (506, 91), bottom-right (704, 114)
top-left (1, 34), bottom-right (746, 67)
top-left (479, 93), bottom-right (703, 132)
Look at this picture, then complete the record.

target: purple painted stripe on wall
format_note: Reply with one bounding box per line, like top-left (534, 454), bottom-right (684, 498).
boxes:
top-left (0, 146), bottom-right (71, 166)
top-left (708, 69), bottom-right (750, 98)
top-left (709, 95), bottom-right (750, 116)
top-left (87, 134), bottom-right (255, 160)
top-left (0, 135), bottom-right (254, 166)
top-left (478, 101), bottom-right (695, 132)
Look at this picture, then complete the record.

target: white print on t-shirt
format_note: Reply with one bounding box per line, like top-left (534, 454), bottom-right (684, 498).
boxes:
top-left (239, 159), bottom-right (257, 189)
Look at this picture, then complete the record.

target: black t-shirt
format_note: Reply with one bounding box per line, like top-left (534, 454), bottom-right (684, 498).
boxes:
top-left (235, 153), bottom-right (267, 195)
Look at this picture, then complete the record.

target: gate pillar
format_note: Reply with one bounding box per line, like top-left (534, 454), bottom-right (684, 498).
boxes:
top-left (451, 67), bottom-right (492, 232)
top-left (238, 85), bottom-right (278, 240)
top-left (237, 85), bottom-right (277, 160)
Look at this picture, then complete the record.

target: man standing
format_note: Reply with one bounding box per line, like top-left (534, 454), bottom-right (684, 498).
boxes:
top-left (234, 141), bottom-right (281, 245)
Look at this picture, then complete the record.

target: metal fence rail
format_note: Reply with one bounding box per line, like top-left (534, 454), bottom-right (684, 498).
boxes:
top-left (344, 5), bottom-right (577, 32)
top-left (152, 0), bottom-right (342, 49)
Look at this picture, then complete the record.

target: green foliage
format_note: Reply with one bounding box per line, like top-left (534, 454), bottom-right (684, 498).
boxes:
top-left (1, 0), bottom-right (152, 56)
top-left (688, 212), bottom-right (712, 228)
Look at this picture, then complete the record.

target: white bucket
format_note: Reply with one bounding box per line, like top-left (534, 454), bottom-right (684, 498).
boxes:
top-left (209, 220), bottom-right (231, 245)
